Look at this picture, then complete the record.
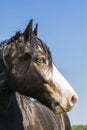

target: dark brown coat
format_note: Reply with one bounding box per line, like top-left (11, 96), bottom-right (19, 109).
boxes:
top-left (0, 92), bottom-right (71, 130)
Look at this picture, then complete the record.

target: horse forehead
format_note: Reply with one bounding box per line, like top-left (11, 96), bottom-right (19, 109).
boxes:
top-left (37, 45), bottom-right (43, 52)
top-left (30, 36), bottom-right (45, 52)
top-left (33, 42), bottom-right (46, 54)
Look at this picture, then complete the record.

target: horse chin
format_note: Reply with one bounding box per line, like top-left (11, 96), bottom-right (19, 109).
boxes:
top-left (49, 99), bottom-right (72, 114)
top-left (52, 106), bottom-right (65, 114)
top-left (53, 105), bottom-right (72, 114)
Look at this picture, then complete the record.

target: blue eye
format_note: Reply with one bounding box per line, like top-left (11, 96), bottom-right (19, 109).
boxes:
top-left (35, 58), bottom-right (45, 64)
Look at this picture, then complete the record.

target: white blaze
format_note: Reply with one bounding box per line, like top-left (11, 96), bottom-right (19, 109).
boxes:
top-left (52, 64), bottom-right (76, 95)
top-left (50, 63), bottom-right (78, 110)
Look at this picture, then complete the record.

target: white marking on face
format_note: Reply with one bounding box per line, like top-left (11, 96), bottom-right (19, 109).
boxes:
top-left (54, 63), bottom-right (78, 109)
top-left (44, 63), bottom-right (78, 112)
top-left (38, 45), bottom-right (43, 52)
top-left (52, 64), bottom-right (76, 94)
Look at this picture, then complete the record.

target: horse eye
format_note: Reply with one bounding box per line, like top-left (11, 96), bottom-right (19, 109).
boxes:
top-left (35, 58), bottom-right (45, 64)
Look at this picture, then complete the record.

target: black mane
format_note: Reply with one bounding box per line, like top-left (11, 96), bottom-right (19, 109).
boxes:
top-left (0, 32), bottom-right (22, 46)
top-left (0, 32), bottom-right (21, 59)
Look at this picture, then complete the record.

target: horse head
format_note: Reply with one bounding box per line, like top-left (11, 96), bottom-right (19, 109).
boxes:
top-left (0, 19), bottom-right (78, 114)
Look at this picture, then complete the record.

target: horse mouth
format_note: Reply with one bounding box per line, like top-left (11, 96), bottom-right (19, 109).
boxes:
top-left (53, 105), bottom-right (65, 114)
top-left (50, 100), bottom-right (65, 114)
top-left (49, 99), bottom-right (72, 114)
top-left (52, 104), bottom-right (72, 114)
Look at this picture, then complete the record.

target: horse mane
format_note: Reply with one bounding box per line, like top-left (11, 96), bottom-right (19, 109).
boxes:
top-left (0, 32), bottom-right (21, 90)
top-left (0, 32), bottom-right (22, 62)
top-left (0, 32), bottom-right (22, 46)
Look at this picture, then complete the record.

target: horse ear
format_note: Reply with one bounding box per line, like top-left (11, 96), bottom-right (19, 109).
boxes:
top-left (24, 19), bottom-right (33, 41)
top-left (33, 23), bottom-right (38, 36)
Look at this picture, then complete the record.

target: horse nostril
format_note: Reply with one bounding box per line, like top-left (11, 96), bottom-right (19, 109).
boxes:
top-left (71, 95), bottom-right (78, 104)
top-left (69, 95), bottom-right (78, 107)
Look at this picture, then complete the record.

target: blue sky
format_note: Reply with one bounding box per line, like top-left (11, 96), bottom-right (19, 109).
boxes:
top-left (0, 0), bottom-right (87, 125)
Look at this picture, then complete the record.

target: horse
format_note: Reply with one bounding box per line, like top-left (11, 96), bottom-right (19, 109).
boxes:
top-left (0, 19), bottom-right (77, 129)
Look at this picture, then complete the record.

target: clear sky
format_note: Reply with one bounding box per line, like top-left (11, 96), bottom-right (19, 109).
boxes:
top-left (0, 0), bottom-right (87, 125)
